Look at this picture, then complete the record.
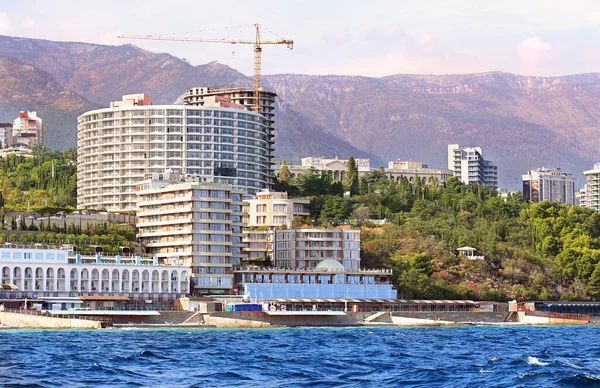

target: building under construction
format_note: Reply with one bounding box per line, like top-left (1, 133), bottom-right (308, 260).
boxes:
top-left (184, 86), bottom-right (277, 185)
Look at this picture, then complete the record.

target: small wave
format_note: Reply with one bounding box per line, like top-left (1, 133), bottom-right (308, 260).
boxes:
top-left (479, 369), bottom-right (493, 374)
top-left (139, 350), bottom-right (171, 360)
top-left (527, 356), bottom-right (549, 366)
top-left (490, 357), bottom-right (501, 362)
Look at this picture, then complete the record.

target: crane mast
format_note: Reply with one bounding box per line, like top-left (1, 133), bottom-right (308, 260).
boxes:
top-left (118, 24), bottom-right (293, 113)
top-left (253, 24), bottom-right (262, 113)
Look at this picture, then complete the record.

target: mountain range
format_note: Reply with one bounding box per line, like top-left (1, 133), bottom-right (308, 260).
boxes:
top-left (1, 34), bottom-right (600, 188)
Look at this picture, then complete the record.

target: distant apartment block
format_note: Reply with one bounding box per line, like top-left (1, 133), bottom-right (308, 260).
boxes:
top-left (448, 144), bottom-right (498, 188)
top-left (0, 123), bottom-right (12, 149)
top-left (576, 188), bottom-right (587, 207)
top-left (582, 163), bottom-right (600, 211)
top-left (77, 92), bottom-right (272, 211)
top-left (385, 160), bottom-right (454, 184)
top-left (136, 179), bottom-right (247, 295)
top-left (274, 156), bottom-right (371, 181)
top-left (7, 111), bottom-right (46, 148)
top-left (522, 168), bottom-right (575, 205)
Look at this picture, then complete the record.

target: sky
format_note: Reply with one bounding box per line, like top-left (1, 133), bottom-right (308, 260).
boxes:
top-left (0, 0), bottom-right (599, 78)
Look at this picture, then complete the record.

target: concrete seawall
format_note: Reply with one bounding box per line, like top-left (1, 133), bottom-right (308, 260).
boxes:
top-left (392, 312), bottom-right (510, 323)
top-left (204, 312), bottom-right (376, 328)
top-left (0, 311), bottom-right (101, 329)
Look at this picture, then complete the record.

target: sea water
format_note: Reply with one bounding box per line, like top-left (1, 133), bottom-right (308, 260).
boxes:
top-left (1, 326), bottom-right (600, 387)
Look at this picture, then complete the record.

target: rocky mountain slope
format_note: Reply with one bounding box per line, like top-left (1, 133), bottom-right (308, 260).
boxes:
top-left (1, 35), bottom-right (600, 187)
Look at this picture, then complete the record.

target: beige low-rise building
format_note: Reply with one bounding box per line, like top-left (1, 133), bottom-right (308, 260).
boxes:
top-left (385, 160), bottom-right (454, 184)
top-left (274, 228), bottom-right (361, 270)
top-left (274, 156), bottom-right (371, 181)
top-left (242, 190), bottom-right (310, 264)
top-left (136, 178), bottom-right (247, 295)
top-left (245, 190), bottom-right (310, 227)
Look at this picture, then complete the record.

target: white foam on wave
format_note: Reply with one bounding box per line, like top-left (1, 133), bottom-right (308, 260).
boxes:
top-left (528, 356), bottom-right (549, 366)
top-left (479, 369), bottom-right (493, 374)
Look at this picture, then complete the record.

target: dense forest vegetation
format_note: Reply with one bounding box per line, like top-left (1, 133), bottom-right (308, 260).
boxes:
top-left (277, 160), bottom-right (600, 302)
top-left (4, 150), bottom-right (600, 301)
top-left (0, 146), bottom-right (77, 210)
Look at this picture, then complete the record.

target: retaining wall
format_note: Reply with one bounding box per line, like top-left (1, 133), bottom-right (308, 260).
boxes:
top-left (205, 311), bottom-right (375, 328)
top-left (0, 311), bottom-right (100, 329)
top-left (110, 311), bottom-right (199, 325)
top-left (392, 311), bottom-right (509, 323)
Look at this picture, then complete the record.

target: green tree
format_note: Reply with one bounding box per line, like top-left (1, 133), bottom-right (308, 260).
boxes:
top-left (278, 160), bottom-right (292, 182)
top-left (587, 262), bottom-right (600, 299)
top-left (346, 156), bottom-right (359, 196)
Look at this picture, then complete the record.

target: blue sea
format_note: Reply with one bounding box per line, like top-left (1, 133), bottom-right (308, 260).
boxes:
top-left (1, 326), bottom-right (600, 387)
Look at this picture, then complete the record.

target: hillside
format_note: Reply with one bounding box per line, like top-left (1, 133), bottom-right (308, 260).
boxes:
top-left (266, 72), bottom-right (600, 187)
top-left (0, 56), bottom-right (98, 149)
top-left (1, 35), bottom-right (600, 187)
top-left (0, 35), bottom-right (374, 162)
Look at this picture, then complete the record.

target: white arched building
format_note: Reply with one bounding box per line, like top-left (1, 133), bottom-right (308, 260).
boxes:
top-left (0, 247), bottom-right (189, 299)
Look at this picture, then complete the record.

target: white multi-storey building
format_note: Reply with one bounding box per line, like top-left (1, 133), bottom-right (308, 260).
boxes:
top-left (583, 163), bottom-right (600, 211)
top-left (522, 168), bottom-right (575, 205)
top-left (77, 93), bottom-right (272, 211)
top-left (136, 179), bottom-right (247, 295)
top-left (448, 144), bottom-right (498, 188)
top-left (0, 247), bottom-right (189, 298)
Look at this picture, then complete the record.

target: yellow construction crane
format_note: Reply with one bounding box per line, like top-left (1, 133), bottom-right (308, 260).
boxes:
top-left (118, 24), bottom-right (293, 113)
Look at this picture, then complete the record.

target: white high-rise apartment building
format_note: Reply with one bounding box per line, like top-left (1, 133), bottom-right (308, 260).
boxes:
top-left (136, 180), bottom-right (246, 295)
top-left (583, 163), bottom-right (600, 211)
top-left (183, 87), bottom-right (276, 185)
top-left (77, 93), bottom-right (272, 211)
top-left (448, 144), bottom-right (498, 188)
top-left (522, 168), bottom-right (575, 205)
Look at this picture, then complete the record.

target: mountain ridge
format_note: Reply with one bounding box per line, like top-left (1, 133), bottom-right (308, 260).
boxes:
top-left (1, 35), bottom-right (599, 187)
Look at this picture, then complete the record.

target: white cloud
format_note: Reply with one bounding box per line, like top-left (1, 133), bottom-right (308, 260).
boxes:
top-left (0, 12), bottom-right (13, 34)
top-left (516, 36), bottom-right (556, 70)
top-left (22, 17), bottom-right (35, 29)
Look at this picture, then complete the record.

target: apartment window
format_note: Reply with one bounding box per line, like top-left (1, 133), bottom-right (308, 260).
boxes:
top-left (194, 190), bottom-right (210, 198)
top-left (256, 204), bottom-right (267, 212)
top-left (273, 204), bottom-right (287, 212)
top-left (210, 190), bottom-right (226, 198)
top-left (256, 216), bottom-right (266, 224)
top-left (273, 216), bottom-right (287, 224)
